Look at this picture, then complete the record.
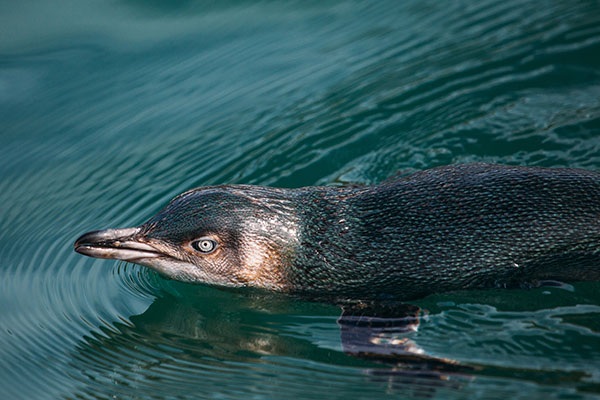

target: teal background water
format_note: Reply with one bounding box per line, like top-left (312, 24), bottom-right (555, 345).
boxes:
top-left (1, 0), bottom-right (600, 398)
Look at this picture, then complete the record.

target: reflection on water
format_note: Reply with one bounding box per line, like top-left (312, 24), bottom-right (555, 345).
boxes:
top-left (1, 0), bottom-right (600, 398)
top-left (67, 280), bottom-right (600, 399)
top-left (71, 293), bottom-right (474, 399)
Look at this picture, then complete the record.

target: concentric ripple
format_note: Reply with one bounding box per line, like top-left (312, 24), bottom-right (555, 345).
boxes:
top-left (1, 0), bottom-right (600, 398)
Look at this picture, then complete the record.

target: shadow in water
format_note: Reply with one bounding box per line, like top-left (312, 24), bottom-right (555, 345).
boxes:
top-left (70, 282), bottom-right (598, 398)
top-left (68, 282), bottom-right (599, 397)
top-left (69, 285), bottom-right (473, 398)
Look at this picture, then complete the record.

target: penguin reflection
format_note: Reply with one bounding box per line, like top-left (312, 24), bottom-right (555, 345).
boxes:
top-left (69, 286), bottom-right (468, 398)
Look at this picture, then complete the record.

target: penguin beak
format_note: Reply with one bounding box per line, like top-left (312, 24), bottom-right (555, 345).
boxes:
top-left (74, 227), bottom-right (163, 261)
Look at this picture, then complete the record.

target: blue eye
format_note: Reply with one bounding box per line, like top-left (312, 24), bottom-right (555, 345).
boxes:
top-left (191, 238), bottom-right (217, 254)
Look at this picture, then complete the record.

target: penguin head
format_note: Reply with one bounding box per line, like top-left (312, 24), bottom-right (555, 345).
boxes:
top-left (74, 186), bottom-right (300, 290)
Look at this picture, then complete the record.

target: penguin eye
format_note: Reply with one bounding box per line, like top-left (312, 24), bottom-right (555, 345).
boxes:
top-left (191, 238), bottom-right (217, 254)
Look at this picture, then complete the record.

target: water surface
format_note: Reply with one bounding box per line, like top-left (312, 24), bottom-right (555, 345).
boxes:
top-left (1, 0), bottom-right (600, 398)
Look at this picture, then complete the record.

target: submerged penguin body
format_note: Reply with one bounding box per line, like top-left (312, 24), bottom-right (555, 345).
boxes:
top-left (75, 163), bottom-right (600, 301)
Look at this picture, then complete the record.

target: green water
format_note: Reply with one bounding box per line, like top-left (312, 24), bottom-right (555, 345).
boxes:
top-left (1, 0), bottom-right (600, 398)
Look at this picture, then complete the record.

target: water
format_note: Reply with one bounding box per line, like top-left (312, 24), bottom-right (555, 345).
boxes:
top-left (1, 0), bottom-right (600, 398)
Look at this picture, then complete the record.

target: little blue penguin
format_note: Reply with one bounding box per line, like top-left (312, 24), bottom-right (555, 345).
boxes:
top-left (74, 163), bottom-right (600, 301)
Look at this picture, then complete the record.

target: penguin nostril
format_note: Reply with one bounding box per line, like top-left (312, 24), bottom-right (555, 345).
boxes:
top-left (74, 227), bottom-right (140, 249)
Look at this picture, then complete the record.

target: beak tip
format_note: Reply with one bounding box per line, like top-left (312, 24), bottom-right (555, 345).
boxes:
top-left (73, 244), bottom-right (92, 256)
top-left (73, 226), bottom-right (161, 261)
